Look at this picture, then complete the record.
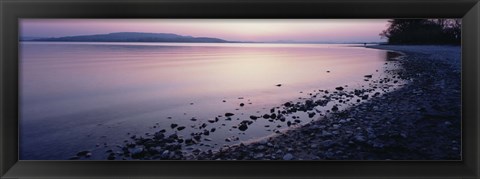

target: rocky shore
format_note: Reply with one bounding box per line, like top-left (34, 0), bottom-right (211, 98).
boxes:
top-left (194, 45), bottom-right (462, 160)
top-left (71, 45), bottom-right (461, 160)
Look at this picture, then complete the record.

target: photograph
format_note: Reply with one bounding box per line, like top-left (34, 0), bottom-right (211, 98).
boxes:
top-left (19, 19), bottom-right (461, 161)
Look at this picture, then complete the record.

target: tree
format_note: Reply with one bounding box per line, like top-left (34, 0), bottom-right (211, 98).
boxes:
top-left (380, 19), bottom-right (461, 45)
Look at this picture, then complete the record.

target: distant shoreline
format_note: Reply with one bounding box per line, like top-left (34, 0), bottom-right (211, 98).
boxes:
top-left (20, 40), bottom-right (385, 45)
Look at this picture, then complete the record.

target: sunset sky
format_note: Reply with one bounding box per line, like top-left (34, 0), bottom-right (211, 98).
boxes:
top-left (20, 19), bottom-right (390, 43)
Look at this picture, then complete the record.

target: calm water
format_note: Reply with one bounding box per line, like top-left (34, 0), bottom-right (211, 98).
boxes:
top-left (20, 42), bottom-right (394, 160)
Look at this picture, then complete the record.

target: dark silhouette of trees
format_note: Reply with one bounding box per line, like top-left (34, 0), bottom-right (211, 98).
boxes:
top-left (380, 19), bottom-right (461, 45)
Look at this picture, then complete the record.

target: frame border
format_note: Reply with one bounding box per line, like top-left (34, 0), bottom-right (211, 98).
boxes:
top-left (1, 0), bottom-right (479, 178)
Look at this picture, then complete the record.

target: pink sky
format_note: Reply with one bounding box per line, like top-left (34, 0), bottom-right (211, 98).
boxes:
top-left (20, 19), bottom-right (389, 42)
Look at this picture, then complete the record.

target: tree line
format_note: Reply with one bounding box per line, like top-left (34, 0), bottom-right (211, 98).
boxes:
top-left (380, 19), bottom-right (461, 45)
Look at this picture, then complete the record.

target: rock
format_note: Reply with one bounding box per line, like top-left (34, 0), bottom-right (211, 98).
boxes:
top-left (225, 113), bottom-right (235, 117)
top-left (257, 145), bottom-right (265, 151)
top-left (170, 124), bottom-right (178, 129)
top-left (270, 113), bottom-right (277, 119)
top-left (132, 147), bottom-right (143, 154)
top-left (308, 112), bottom-right (315, 118)
top-left (354, 135), bottom-right (366, 142)
top-left (240, 103), bottom-right (245, 107)
top-left (276, 84), bottom-right (282, 87)
top-left (320, 140), bottom-right (334, 148)
top-left (161, 150), bottom-right (170, 159)
top-left (168, 133), bottom-right (178, 140)
top-left (190, 118), bottom-right (197, 121)
top-left (154, 132), bottom-right (165, 139)
top-left (335, 87), bottom-right (344, 91)
top-left (238, 124), bottom-right (248, 131)
top-left (321, 131), bottom-right (332, 137)
top-left (177, 126), bottom-right (186, 131)
top-left (364, 75), bottom-right (373, 78)
top-left (444, 121), bottom-right (452, 126)
top-left (254, 153), bottom-right (265, 159)
top-left (76, 150), bottom-right (90, 157)
top-left (283, 153), bottom-right (294, 160)
top-left (331, 106), bottom-right (339, 112)
top-left (362, 95), bottom-right (369, 100)
top-left (284, 102), bottom-right (292, 107)
top-left (207, 119), bottom-right (216, 123)
top-left (250, 115), bottom-right (258, 120)
top-left (262, 114), bottom-right (271, 119)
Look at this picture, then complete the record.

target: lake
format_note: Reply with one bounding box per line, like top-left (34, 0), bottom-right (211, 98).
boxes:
top-left (20, 42), bottom-right (398, 160)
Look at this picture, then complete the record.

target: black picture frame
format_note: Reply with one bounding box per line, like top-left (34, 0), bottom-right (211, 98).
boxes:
top-left (1, 0), bottom-right (479, 178)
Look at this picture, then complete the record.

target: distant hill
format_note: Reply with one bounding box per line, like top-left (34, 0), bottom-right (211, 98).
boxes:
top-left (26, 32), bottom-right (231, 43)
top-left (20, 36), bottom-right (48, 41)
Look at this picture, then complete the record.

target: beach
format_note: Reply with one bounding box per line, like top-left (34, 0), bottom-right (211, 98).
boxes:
top-left (193, 45), bottom-right (462, 160)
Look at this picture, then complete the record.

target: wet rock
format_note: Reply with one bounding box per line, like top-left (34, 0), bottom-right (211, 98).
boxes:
top-left (284, 102), bottom-right (292, 107)
top-left (154, 132), bottom-right (165, 139)
top-left (362, 95), bottom-right (369, 100)
top-left (177, 126), bottom-right (186, 131)
top-left (270, 113), bottom-right (277, 119)
top-left (331, 106), bottom-right (339, 112)
top-left (203, 130), bottom-right (210, 136)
